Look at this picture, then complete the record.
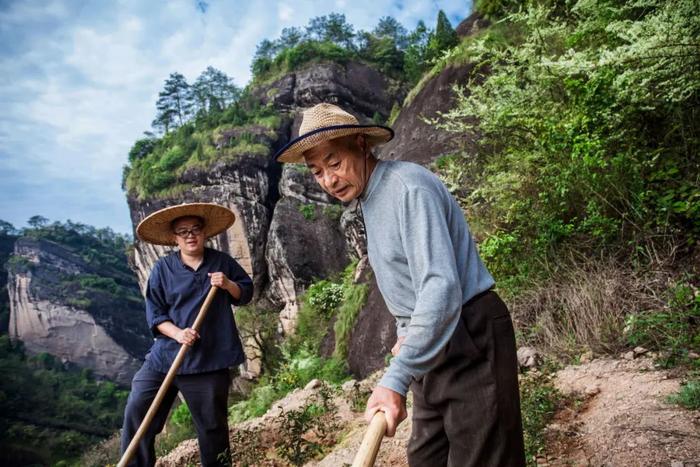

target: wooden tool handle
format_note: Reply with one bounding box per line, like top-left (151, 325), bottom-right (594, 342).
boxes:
top-left (351, 412), bottom-right (388, 467)
top-left (117, 286), bottom-right (219, 467)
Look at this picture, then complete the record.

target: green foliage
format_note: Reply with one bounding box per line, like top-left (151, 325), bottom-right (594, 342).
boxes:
top-left (251, 12), bottom-right (459, 86)
top-left (274, 383), bottom-right (340, 466)
top-left (434, 0), bottom-right (700, 295)
top-left (306, 280), bottom-right (344, 318)
top-left (624, 278), bottom-right (700, 368)
top-left (228, 263), bottom-right (365, 425)
top-left (298, 203), bottom-right (317, 221)
top-left (519, 369), bottom-right (562, 466)
top-left (333, 265), bottom-right (369, 360)
top-left (170, 402), bottom-right (193, 429)
top-left (322, 204), bottom-right (344, 221)
top-left (125, 99), bottom-right (280, 199)
top-left (668, 379), bottom-right (700, 410)
top-left (0, 336), bottom-right (129, 465)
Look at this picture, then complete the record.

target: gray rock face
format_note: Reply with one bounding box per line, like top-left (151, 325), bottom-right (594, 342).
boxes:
top-left (253, 61), bottom-right (404, 119)
top-left (265, 165), bottom-right (350, 333)
top-left (7, 238), bottom-right (149, 384)
top-left (128, 152), bottom-right (280, 300)
top-left (377, 63), bottom-right (479, 166)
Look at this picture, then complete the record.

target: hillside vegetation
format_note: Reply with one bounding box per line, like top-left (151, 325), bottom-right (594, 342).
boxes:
top-left (0, 218), bottom-right (147, 466)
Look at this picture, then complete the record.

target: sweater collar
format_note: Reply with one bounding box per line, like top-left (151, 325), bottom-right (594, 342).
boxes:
top-left (361, 159), bottom-right (387, 204)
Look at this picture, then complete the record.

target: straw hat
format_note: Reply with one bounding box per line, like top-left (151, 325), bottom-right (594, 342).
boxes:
top-left (136, 203), bottom-right (235, 246)
top-left (274, 103), bottom-right (394, 163)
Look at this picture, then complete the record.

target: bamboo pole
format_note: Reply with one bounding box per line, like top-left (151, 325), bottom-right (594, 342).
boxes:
top-left (117, 286), bottom-right (219, 467)
top-left (351, 412), bottom-right (387, 467)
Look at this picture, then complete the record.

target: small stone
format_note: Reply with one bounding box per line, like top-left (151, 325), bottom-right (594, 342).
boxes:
top-left (304, 379), bottom-right (321, 390)
top-left (633, 346), bottom-right (648, 356)
top-left (670, 461), bottom-right (684, 467)
top-left (584, 385), bottom-right (600, 396)
top-left (580, 351), bottom-right (594, 364)
top-left (688, 351), bottom-right (700, 359)
top-left (341, 379), bottom-right (357, 393)
top-left (624, 351), bottom-right (635, 360)
top-left (517, 346), bottom-right (540, 369)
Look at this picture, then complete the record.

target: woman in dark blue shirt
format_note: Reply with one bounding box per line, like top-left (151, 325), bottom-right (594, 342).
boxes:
top-left (120, 203), bottom-right (253, 467)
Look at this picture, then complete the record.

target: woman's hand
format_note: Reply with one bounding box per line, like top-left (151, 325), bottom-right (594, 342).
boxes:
top-left (174, 327), bottom-right (200, 346)
top-left (208, 272), bottom-right (231, 288)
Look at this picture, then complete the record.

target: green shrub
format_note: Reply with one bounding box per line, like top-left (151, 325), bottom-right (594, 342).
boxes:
top-left (306, 280), bottom-right (344, 318)
top-left (519, 370), bottom-right (561, 466)
top-left (274, 383), bottom-right (340, 466)
top-left (668, 379), bottom-right (700, 410)
top-left (624, 279), bottom-right (700, 368)
top-left (170, 402), bottom-right (193, 429)
top-left (298, 203), bottom-right (317, 221)
top-left (434, 0), bottom-right (700, 296)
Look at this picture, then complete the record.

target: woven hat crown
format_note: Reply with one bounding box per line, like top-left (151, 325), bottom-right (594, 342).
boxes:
top-left (298, 103), bottom-right (358, 136)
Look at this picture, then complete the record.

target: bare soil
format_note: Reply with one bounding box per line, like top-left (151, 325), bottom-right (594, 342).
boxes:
top-left (156, 357), bottom-right (700, 467)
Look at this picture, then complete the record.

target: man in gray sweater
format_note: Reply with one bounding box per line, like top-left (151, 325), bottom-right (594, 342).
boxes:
top-left (274, 103), bottom-right (525, 466)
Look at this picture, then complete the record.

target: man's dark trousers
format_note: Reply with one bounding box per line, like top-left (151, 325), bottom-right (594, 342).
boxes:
top-left (120, 365), bottom-right (231, 467)
top-left (408, 290), bottom-right (526, 467)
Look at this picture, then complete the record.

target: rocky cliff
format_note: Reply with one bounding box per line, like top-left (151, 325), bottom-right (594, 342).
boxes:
top-left (6, 237), bottom-right (150, 384)
top-left (126, 36), bottom-right (488, 379)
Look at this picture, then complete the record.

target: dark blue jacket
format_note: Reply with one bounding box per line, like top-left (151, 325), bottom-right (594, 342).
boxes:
top-left (144, 248), bottom-right (253, 374)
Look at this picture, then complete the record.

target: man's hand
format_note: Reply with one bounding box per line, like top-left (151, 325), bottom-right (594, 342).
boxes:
top-left (364, 386), bottom-right (407, 437)
top-left (391, 336), bottom-right (406, 357)
top-left (208, 272), bottom-right (241, 300)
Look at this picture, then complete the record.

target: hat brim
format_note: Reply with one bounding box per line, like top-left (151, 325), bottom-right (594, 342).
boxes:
top-left (136, 203), bottom-right (235, 246)
top-left (274, 124), bottom-right (394, 163)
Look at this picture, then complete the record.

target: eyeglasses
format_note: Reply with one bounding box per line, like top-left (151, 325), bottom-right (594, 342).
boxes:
top-left (173, 226), bottom-right (203, 238)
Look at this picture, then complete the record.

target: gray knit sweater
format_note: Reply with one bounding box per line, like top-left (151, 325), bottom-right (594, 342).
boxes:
top-left (360, 160), bottom-right (495, 396)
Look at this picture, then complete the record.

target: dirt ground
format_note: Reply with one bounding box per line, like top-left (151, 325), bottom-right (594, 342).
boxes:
top-left (156, 356), bottom-right (700, 467)
top-left (540, 357), bottom-right (700, 467)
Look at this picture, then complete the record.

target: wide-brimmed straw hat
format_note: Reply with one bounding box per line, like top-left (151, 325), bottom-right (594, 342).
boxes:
top-left (136, 203), bottom-right (235, 246)
top-left (274, 103), bottom-right (394, 163)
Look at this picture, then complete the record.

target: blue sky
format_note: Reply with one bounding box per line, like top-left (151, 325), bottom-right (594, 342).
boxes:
top-left (0, 0), bottom-right (472, 235)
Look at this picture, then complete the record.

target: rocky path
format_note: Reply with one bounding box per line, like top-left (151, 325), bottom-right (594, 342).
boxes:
top-left (155, 357), bottom-right (699, 466)
top-left (542, 357), bottom-right (700, 467)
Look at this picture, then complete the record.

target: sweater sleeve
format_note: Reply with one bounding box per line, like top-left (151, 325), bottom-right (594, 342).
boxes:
top-left (378, 186), bottom-right (464, 396)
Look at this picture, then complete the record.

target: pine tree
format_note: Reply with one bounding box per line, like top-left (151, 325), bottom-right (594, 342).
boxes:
top-left (193, 66), bottom-right (240, 114)
top-left (152, 72), bottom-right (193, 133)
top-left (426, 10), bottom-right (459, 62)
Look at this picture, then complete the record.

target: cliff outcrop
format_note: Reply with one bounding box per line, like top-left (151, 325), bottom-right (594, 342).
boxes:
top-left (6, 237), bottom-right (150, 384)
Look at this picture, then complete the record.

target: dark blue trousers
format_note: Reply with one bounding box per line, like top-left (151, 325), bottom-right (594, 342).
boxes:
top-left (120, 364), bottom-right (231, 467)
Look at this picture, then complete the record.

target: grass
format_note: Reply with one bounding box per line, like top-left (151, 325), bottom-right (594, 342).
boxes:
top-left (519, 369), bottom-right (562, 466)
top-left (668, 379), bottom-right (700, 410)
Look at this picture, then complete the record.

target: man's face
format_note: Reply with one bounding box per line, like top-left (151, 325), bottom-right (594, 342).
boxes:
top-left (172, 216), bottom-right (205, 255)
top-left (303, 135), bottom-right (368, 203)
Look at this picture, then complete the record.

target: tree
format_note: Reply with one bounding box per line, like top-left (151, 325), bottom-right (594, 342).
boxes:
top-left (128, 137), bottom-right (157, 164)
top-left (0, 220), bottom-right (18, 236)
top-left (27, 215), bottom-right (49, 229)
top-left (426, 10), bottom-right (459, 62)
top-left (373, 16), bottom-right (408, 50)
top-left (152, 72), bottom-right (193, 133)
top-left (279, 27), bottom-right (304, 49)
top-left (306, 13), bottom-right (355, 49)
top-left (193, 66), bottom-right (240, 114)
top-left (404, 20), bottom-right (431, 83)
